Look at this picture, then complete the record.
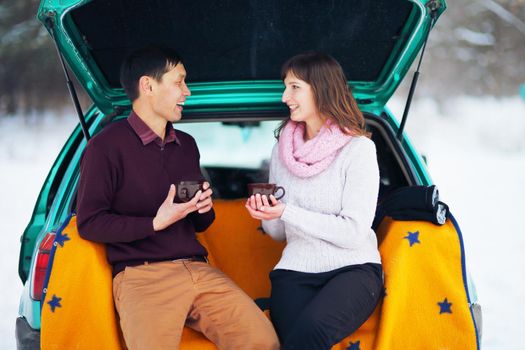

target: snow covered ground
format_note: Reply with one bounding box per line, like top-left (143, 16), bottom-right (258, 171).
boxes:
top-left (0, 111), bottom-right (77, 348)
top-left (1, 97), bottom-right (524, 349)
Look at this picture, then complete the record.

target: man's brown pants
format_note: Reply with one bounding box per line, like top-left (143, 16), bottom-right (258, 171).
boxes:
top-left (113, 260), bottom-right (279, 350)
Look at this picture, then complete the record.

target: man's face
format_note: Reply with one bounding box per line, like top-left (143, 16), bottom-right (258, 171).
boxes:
top-left (150, 63), bottom-right (190, 122)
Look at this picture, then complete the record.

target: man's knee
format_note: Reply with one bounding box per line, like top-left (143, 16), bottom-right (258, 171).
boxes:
top-left (233, 309), bottom-right (279, 350)
top-left (219, 319), bottom-right (279, 350)
top-left (248, 324), bottom-right (280, 350)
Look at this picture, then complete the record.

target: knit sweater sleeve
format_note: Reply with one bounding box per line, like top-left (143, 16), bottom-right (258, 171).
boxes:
top-left (77, 140), bottom-right (156, 243)
top-left (280, 138), bottom-right (379, 249)
top-left (261, 144), bottom-right (286, 241)
top-left (188, 139), bottom-right (216, 232)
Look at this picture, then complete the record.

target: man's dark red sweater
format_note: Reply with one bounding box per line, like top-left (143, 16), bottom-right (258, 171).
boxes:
top-left (77, 112), bottom-right (215, 276)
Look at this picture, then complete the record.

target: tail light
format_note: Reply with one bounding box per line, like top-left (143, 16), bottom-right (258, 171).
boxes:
top-left (31, 232), bottom-right (55, 300)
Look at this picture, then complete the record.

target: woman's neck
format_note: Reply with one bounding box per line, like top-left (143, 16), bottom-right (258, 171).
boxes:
top-left (304, 116), bottom-right (326, 141)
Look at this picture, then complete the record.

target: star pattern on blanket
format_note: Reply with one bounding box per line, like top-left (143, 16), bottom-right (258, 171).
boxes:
top-left (347, 340), bottom-right (361, 350)
top-left (438, 297), bottom-right (452, 314)
top-left (48, 294), bottom-right (62, 312)
top-left (54, 230), bottom-right (71, 247)
top-left (404, 231), bottom-right (420, 247)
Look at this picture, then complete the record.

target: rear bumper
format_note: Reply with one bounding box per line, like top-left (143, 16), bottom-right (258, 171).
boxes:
top-left (15, 317), bottom-right (40, 350)
top-left (471, 302), bottom-right (483, 345)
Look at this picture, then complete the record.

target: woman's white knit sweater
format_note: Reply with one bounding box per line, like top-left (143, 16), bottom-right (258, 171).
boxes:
top-left (262, 136), bottom-right (382, 273)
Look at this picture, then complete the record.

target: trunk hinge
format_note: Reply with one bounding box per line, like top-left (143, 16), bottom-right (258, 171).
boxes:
top-left (396, 3), bottom-right (439, 141)
top-left (45, 16), bottom-right (91, 141)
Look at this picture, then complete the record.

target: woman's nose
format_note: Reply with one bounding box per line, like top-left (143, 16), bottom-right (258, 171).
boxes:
top-left (282, 90), bottom-right (289, 103)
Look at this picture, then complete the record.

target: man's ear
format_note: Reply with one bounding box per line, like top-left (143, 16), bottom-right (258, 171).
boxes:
top-left (138, 76), bottom-right (154, 96)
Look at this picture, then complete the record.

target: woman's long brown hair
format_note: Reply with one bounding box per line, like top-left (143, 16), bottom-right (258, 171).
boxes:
top-left (275, 51), bottom-right (369, 139)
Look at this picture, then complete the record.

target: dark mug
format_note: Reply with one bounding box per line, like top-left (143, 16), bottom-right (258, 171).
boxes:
top-left (247, 183), bottom-right (285, 200)
top-left (177, 180), bottom-right (205, 202)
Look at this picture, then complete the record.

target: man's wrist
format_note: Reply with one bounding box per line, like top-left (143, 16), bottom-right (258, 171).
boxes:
top-left (152, 217), bottom-right (161, 231)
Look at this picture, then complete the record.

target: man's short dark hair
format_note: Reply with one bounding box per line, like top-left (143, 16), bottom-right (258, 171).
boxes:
top-left (120, 47), bottom-right (183, 102)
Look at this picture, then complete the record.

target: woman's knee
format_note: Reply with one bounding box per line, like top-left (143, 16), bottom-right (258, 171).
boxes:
top-left (282, 313), bottom-right (333, 349)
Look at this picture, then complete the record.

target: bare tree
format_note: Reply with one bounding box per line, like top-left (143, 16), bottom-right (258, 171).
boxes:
top-left (419, 0), bottom-right (525, 97)
top-left (0, 0), bottom-right (87, 116)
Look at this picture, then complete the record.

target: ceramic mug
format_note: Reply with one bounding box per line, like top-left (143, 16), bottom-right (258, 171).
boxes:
top-left (177, 180), bottom-right (205, 202)
top-left (247, 183), bottom-right (285, 200)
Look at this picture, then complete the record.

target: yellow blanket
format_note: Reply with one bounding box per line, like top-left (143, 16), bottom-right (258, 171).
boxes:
top-left (331, 216), bottom-right (479, 350)
top-left (40, 205), bottom-right (479, 349)
top-left (41, 215), bottom-right (123, 350)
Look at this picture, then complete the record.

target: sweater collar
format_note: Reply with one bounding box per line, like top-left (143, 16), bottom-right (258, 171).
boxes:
top-left (127, 111), bottom-right (180, 147)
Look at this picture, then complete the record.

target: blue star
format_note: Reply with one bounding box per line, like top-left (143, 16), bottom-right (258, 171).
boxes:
top-left (54, 231), bottom-right (71, 247)
top-left (47, 295), bottom-right (62, 312)
top-left (347, 340), bottom-right (361, 350)
top-left (404, 231), bottom-right (420, 247)
top-left (438, 297), bottom-right (452, 314)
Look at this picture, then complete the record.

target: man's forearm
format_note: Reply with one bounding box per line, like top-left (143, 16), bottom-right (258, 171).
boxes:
top-left (77, 210), bottom-right (156, 243)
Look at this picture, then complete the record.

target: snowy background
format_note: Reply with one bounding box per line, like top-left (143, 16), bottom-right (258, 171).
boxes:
top-left (1, 96), bottom-right (524, 349)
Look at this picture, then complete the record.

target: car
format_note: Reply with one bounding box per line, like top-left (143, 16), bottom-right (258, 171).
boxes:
top-left (16, 0), bottom-right (482, 349)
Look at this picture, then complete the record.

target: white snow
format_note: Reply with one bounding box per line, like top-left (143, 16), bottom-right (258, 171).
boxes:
top-left (1, 96), bottom-right (524, 349)
top-left (0, 112), bottom-right (77, 349)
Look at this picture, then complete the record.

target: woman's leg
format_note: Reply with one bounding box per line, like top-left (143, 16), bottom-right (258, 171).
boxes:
top-left (269, 269), bottom-right (324, 343)
top-left (282, 264), bottom-right (383, 350)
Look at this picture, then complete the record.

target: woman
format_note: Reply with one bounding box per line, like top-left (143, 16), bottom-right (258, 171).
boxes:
top-left (245, 52), bottom-right (383, 350)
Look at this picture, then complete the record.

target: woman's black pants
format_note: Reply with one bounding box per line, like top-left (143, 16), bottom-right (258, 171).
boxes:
top-left (269, 263), bottom-right (383, 350)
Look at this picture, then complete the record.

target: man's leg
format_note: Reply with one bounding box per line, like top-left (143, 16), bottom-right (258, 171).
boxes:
top-left (184, 261), bottom-right (279, 350)
top-left (113, 261), bottom-right (195, 350)
top-left (282, 263), bottom-right (383, 350)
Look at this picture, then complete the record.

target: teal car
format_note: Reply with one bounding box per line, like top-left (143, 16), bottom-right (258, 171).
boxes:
top-left (16, 0), bottom-right (482, 348)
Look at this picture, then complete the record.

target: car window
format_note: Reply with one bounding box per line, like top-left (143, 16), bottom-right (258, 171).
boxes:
top-left (175, 119), bottom-right (410, 200)
top-left (176, 121), bottom-right (280, 169)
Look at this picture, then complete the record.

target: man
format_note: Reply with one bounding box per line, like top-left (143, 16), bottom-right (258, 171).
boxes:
top-left (77, 47), bottom-right (279, 350)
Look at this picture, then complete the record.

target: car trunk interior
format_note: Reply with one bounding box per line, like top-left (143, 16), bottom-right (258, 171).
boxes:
top-left (60, 113), bottom-right (414, 334)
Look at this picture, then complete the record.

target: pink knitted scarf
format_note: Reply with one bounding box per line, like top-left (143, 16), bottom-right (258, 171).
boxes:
top-left (278, 120), bottom-right (353, 178)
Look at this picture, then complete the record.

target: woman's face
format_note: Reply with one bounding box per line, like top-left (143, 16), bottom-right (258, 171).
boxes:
top-left (282, 72), bottom-right (321, 124)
